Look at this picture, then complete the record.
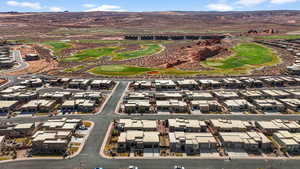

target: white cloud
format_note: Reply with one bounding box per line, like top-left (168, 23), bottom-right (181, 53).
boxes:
top-left (83, 4), bottom-right (96, 8)
top-left (49, 7), bottom-right (64, 12)
top-left (236, 0), bottom-right (297, 6)
top-left (206, 3), bottom-right (233, 11)
top-left (85, 5), bottom-right (124, 12)
top-left (270, 0), bottom-right (298, 4)
top-left (6, 0), bottom-right (42, 9)
top-left (236, 0), bottom-right (267, 6)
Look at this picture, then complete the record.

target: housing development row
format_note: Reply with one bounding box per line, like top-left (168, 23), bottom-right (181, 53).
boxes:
top-left (0, 118), bottom-right (91, 160)
top-left (130, 76), bottom-right (300, 91)
top-left (0, 77), bottom-right (116, 117)
top-left (104, 118), bottom-right (300, 158)
top-left (0, 45), bottom-right (15, 69)
top-left (120, 88), bottom-right (300, 115)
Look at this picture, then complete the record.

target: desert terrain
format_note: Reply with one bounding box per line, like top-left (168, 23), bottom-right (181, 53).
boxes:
top-left (0, 11), bottom-right (300, 40)
top-left (1, 11), bottom-right (300, 77)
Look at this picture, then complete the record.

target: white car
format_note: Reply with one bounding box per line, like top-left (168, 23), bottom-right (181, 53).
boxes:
top-left (174, 165), bottom-right (185, 169)
top-left (128, 166), bottom-right (138, 169)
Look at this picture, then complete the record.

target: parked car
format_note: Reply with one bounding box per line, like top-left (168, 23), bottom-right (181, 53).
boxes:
top-left (79, 125), bottom-right (88, 130)
top-left (174, 165), bottom-right (185, 169)
top-left (128, 165), bottom-right (138, 169)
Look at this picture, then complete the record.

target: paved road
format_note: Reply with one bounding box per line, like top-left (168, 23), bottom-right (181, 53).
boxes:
top-left (12, 50), bottom-right (29, 72)
top-left (3, 77), bottom-right (300, 169)
top-left (0, 50), bottom-right (28, 74)
top-left (0, 50), bottom-right (28, 90)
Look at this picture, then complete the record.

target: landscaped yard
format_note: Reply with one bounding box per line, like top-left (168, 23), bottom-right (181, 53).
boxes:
top-left (202, 43), bottom-right (279, 69)
top-left (83, 121), bottom-right (92, 127)
top-left (15, 138), bottom-right (28, 144)
top-left (0, 157), bottom-right (10, 161)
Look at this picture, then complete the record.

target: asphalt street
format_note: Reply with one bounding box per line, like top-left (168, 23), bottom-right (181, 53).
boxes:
top-left (0, 50), bottom-right (28, 74)
top-left (1, 78), bottom-right (300, 169)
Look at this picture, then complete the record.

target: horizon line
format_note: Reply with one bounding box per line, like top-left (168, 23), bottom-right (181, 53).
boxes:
top-left (1, 9), bottom-right (300, 13)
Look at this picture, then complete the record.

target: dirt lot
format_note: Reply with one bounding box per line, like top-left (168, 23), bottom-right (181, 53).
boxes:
top-left (7, 59), bottom-right (58, 76)
top-left (0, 79), bottom-right (7, 85)
top-left (5, 44), bottom-right (58, 76)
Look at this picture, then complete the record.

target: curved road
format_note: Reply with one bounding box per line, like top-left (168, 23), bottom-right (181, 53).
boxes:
top-left (0, 50), bottom-right (29, 74)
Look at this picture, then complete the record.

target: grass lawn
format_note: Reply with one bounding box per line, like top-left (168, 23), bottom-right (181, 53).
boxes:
top-left (62, 47), bottom-right (118, 62)
top-left (15, 138), bottom-right (28, 144)
top-left (83, 121), bottom-right (92, 127)
top-left (74, 40), bottom-right (121, 44)
top-left (87, 43), bottom-right (279, 77)
top-left (63, 44), bottom-right (163, 62)
top-left (202, 43), bottom-right (278, 69)
top-left (88, 65), bottom-right (154, 76)
top-left (0, 157), bottom-right (10, 161)
top-left (112, 44), bottom-right (162, 60)
top-left (256, 34), bottom-right (300, 40)
top-left (87, 63), bottom-right (269, 77)
top-left (72, 39), bottom-right (165, 45)
top-left (68, 147), bottom-right (80, 155)
top-left (43, 41), bottom-right (72, 55)
top-left (160, 69), bottom-right (200, 76)
top-left (88, 65), bottom-right (200, 76)
top-left (74, 39), bottom-right (173, 45)
top-left (78, 42), bottom-right (279, 76)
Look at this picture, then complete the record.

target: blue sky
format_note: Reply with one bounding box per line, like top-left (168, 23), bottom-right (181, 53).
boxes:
top-left (0, 0), bottom-right (299, 12)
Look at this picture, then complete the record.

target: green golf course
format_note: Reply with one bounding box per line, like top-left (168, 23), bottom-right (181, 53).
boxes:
top-left (202, 43), bottom-right (278, 69)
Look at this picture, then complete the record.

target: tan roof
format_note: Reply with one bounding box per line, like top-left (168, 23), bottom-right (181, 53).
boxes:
top-left (0, 136), bottom-right (5, 143)
top-left (14, 123), bottom-right (34, 129)
top-left (169, 132), bottom-right (217, 144)
top-left (210, 119), bottom-right (249, 130)
top-left (0, 100), bottom-right (18, 109)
